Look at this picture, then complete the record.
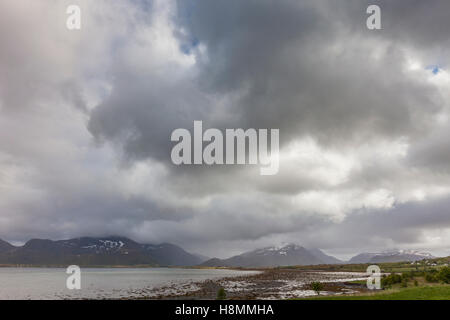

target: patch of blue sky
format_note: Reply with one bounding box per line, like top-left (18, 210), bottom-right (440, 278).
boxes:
top-left (180, 38), bottom-right (199, 55)
top-left (426, 65), bottom-right (442, 75)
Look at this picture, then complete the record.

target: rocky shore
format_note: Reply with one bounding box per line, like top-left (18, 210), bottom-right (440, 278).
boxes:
top-left (130, 269), bottom-right (370, 300)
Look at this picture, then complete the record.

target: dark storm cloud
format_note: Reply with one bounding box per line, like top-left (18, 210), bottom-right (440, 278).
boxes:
top-left (88, 70), bottom-right (212, 163)
top-left (89, 0), bottom-right (447, 166)
top-left (173, 0), bottom-right (444, 145)
top-left (302, 195), bottom-right (450, 255)
top-left (407, 126), bottom-right (450, 173)
top-left (1, 0), bottom-right (450, 257)
top-left (84, 0), bottom-right (450, 255)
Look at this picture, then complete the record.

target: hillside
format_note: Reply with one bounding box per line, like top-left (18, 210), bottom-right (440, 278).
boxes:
top-left (0, 236), bottom-right (206, 267)
top-left (201, 244), bottom-right (340, 267)
top-left (348, 250), bottom-right (434, 264)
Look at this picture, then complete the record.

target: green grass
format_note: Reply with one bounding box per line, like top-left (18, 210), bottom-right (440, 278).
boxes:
top-left (278, 261), bottom-right (443, 273)
top-left (306, 285), bottom-right (450, 300)
top-left (347, 279), bottom-right (366, 285)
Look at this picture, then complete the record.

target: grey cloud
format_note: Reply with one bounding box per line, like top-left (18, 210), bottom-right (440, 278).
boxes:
top-left (88, 71), bottom-right (212, 163)
top-left (90, 0), bottom-right (449, 169)
top-left (1, 0), bottom-right (450, 258)
top-left (174, 0), bottom-right (444, 146)
top-left (84, 0), bottom-right (450, 256)
top-left (407, 126), bottom-right (450, 173)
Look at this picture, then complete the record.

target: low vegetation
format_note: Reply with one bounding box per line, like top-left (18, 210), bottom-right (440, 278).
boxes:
top-left (307, 286), bottom-right (450, 300)
top-left (310, 282), bottom-right (324, 295)
top-left (217, 287), bottom-right (227, 300)
top-left (303, 266), bottom-right (450, 300)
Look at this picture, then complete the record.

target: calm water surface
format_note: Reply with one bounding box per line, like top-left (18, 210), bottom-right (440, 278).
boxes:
top-left (0, 267), bottom-right (259, 300)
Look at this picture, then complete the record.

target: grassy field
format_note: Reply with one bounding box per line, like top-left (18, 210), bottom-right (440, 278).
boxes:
top-left (280, 258), bottom-right (450, 299)
top-left (280, 261), bottom-right (443, 273)
top-left (306, 285), bottom-right (450, 300)
top-left (302, 273), bottom-right (450, 300)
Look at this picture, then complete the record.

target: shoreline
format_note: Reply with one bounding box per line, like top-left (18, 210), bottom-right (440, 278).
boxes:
top-left (127, 269), bottom-right (370, 300)
top-left (0, 266), bottom-right (371, 299)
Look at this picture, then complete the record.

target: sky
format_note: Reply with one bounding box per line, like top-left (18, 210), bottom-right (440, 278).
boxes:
top-left (1, 0), bottom-right (450, 260)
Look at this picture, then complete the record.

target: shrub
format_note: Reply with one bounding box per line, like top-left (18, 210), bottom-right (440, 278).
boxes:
top-left (437, 267), bottom-right (450, 284)
top-left (310, 282), bottom-right (324, 295)
top-left (400, 279), bottom-right (408, 288)
top-left (381, 273), bottom-right (402, 288)
top-left (425, 271), bottom-right (439, 283)
top-left (414, 280), bottom-right (419, 287)
top-left (217, 287), bottom-right (227, 300)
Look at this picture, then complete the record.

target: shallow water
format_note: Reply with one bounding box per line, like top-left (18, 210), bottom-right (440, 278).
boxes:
top-left (0, 267), bottom-right (259, 300)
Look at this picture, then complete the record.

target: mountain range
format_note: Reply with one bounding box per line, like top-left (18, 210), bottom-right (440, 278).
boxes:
top-left (0, 236), bottom-right (206, 267)
top-left (201, 244), bottom-right (436, 267)
top-left (0, 237), bottom-right (437, 267)
top-left (347, 250), bottom-right (435, 264)
top-left (201, 244), bottom-right (342, 267)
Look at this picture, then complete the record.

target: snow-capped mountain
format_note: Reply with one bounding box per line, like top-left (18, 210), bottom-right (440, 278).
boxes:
top-left (307, 247), bottom-right (343, 264)
top-left (0, 236), bottom-right (207, 266)
top-left (201, 244), bottom-right (341, 267)
top-left (142, 243), bottom-right (206, 266)
top-left (348, 250), bottom-right (435, 264)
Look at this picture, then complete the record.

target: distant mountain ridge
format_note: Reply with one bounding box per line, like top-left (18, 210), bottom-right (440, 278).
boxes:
top-left (348, 250), bottom-right (435, 264)
top-left (0, 237), bottom-right (437, 267)
top-left (201, 244), bottom-right (342, 267)
top-left (201, 244), bottom-right (437, 268)
top-left (0, 239), bottom-right (14, 253)
top-left (307, 247), bottom-right (343, 264)
top-left (0, 236), bottom-right (207, 267)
